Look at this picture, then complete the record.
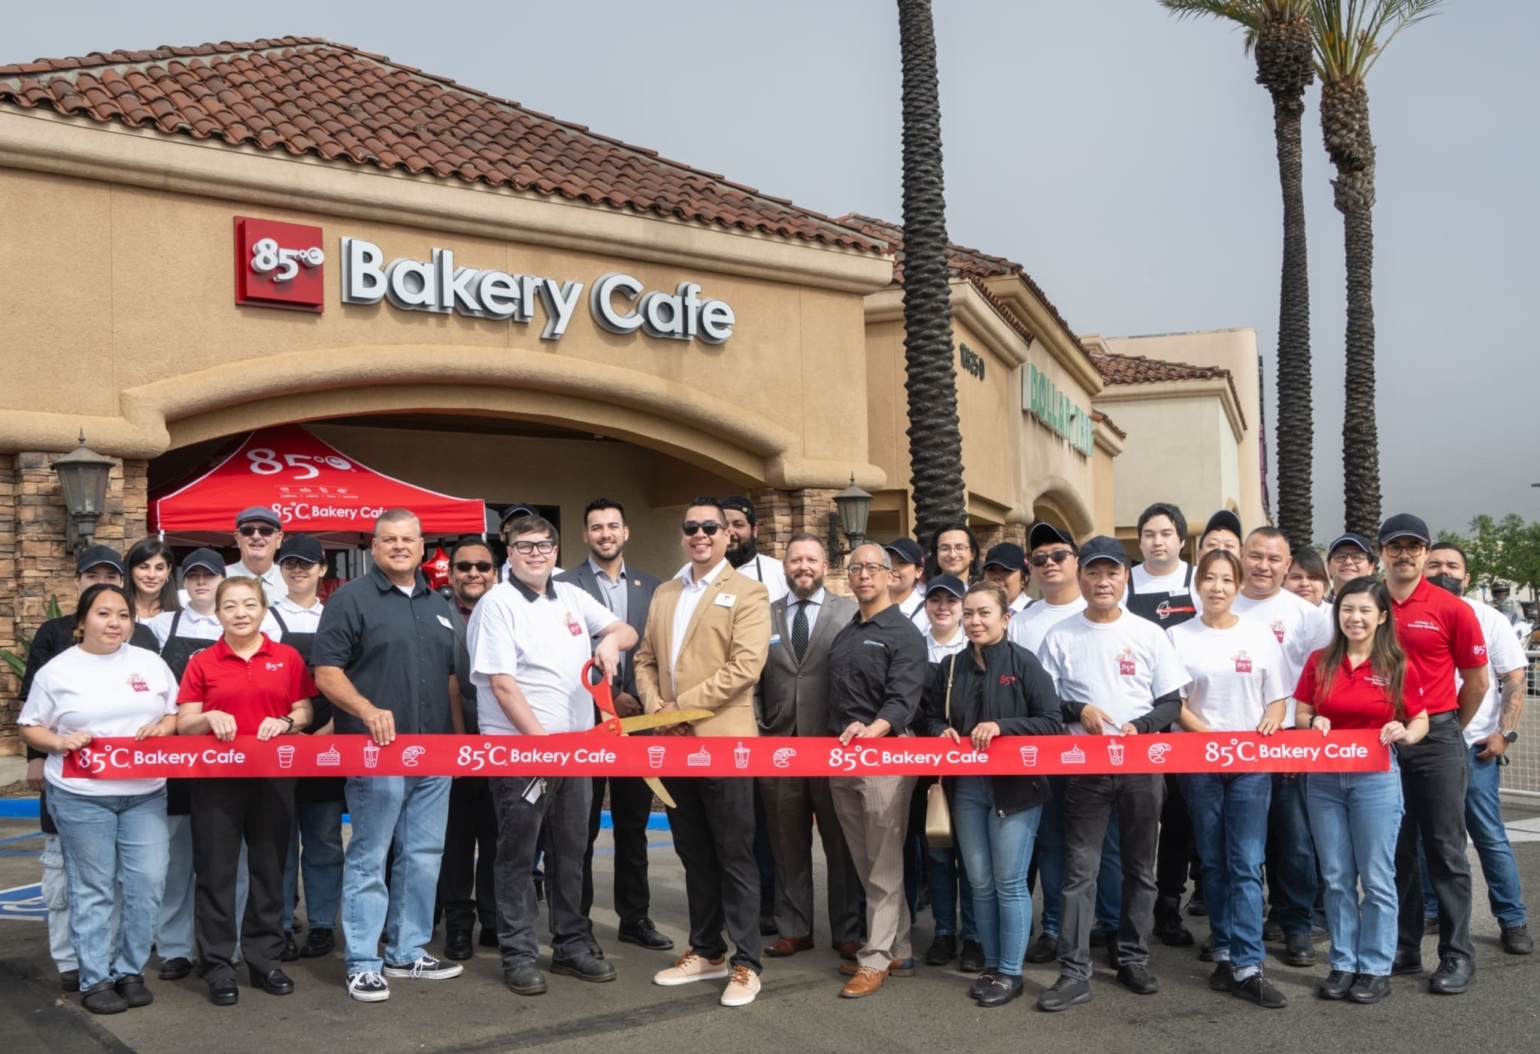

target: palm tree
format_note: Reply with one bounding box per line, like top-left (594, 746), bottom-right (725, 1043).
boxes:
top-left (1161, 0), bottom-right (1316, 551)
top-left (1308, 0), bottom-right (1440, 536)
top-left (897, 0), bottom-right (967, 544)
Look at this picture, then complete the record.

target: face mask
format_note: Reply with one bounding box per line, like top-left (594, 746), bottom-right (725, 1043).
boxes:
top-left (1426, 574), bottom-right (1464, 598)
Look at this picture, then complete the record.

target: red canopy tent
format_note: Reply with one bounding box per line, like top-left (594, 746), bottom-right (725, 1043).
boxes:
top-left (149, 424), bottom-right (488, 536)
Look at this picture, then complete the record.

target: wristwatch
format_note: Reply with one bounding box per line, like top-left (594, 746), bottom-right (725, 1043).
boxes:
top-left (1501, 729), bottom-right (1519, 744)
top-left (280, 715), bottom-right (296, 732)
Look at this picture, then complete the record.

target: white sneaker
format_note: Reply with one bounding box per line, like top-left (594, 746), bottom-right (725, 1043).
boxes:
top-left (720, 965), bottom-right (761, 1007)
top-left (653, 950), bottom-right (731, 986)
top-left (347, 971), bottom-right (391, 1002)
top-left (383, 954), bottom-right (464, 980)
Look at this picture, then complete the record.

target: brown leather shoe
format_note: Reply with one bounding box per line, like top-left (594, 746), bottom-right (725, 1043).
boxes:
top-left (840, 966), bottom-right (886, 998)
top-left (764, 936), bottom-right (815, 958)
top-left (839, 958), bottom-right (912, 977)
top-left (833, 941), bottom-right (860, 962)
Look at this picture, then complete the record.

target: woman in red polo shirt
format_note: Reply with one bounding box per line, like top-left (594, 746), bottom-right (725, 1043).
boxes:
top-left (1293, 577), bottom-right (1427, 1006)
top-left (176, 577), bottom-right (314, 1007)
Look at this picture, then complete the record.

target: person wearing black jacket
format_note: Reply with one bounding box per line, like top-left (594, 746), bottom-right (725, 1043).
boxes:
top-left (917, 582), bottom-right (1062, 1008)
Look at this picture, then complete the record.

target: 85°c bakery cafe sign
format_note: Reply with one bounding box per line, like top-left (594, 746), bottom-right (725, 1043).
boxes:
top-left (233, 216), bottom-right (736, 344)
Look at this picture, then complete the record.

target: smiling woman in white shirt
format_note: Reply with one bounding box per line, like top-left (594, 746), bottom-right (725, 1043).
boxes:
top-left (18, 583), bottom-right (179, 1016)
top-left (1167, 549), bottom-right (1289, 1010)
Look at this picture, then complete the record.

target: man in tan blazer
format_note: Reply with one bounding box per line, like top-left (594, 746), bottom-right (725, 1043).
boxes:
top-left (635, 497), bottom-right (771, 1008)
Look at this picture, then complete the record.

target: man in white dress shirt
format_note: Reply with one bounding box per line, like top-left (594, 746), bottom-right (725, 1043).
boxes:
top-left (226, 505), bottom-right (287, 603)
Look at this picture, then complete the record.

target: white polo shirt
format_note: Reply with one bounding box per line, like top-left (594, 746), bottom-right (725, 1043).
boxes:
top-left (468, 576), bottom-right (619, 735)
top-left (1463, 597), bottom-right (1529, 745)
top-left (1038, 610), bottom-right (1190, 734)
top-left (924, 627), bottom-right (968, 663)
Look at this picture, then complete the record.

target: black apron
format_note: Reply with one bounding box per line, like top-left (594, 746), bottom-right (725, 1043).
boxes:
top-left (1126, 564), bottom-right (1198, 628)
top-left (268, 608), bottom-right (344, 804)
top-left (159, 611), bottom-right (216, 817)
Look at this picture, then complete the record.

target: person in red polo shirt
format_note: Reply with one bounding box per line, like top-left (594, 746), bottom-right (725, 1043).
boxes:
top-left (1376, 513), bottom-right (1488, 994)
top-left (176, 578), bottom-right (315, 1007)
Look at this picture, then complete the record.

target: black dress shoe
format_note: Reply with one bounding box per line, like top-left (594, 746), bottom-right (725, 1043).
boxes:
top-left (959, 940), bottom-right (987, 973)
top-left (504, 962), bottom-right (548, 996)
top-left (301, 928), bottom-right (335, 958)
top-left (1198, 936), bottom-right (1215, 963)
top-left (208, 979), bottom-right (239, 1006)
top-left (552, 952), bottom-right (617, 983)
top-left (618, 917), bottom-right (675, 951)
top-left (1390, 948), bottom-right (1424, 976)
top-left (1185, 891), bottom-right (1208, 917)
top-left (1282, 932), bottom-right (1317, 967)
top-left (114, 974), bottom-right (153, 1008)
top-left (1501, 925), bottom-right (1534, 955)
top-left (976, 973), bottom-right (1024, 1008)
top-left (1427, 956), bottom-right (1474, 995)
top-left (280, 934), bottom-right (301, 962)
top-left (1036, 976), bottom-right (1092, 1012)
top-left (59, 970), bottom-right (79, 993)
top-left (1262, 920), bottom-right (1284, 943)
top-left (1024, 933), bottom-right (1058, 964)
top-left (445, 929), bottom-right (473, 961)
top-left (479, 926), bottom-right (500, 948)
top-left (1208, 961), bottom-right (1235, 992)
top-left (250, 968), bottom-right (295, 995)
top-left (1154, 897), bottom-right (1194, 946)
top-left (924, 934), bottom-right (958, 966)
top-left (1318, 969), bottom-right (1355, 1000)
top-left (758, 913), bottom-right (778, 936)
top-left (1231, 974), bottom-right (1288, 1009)
top-left (968, 971), bottom-right (998, 1000)
top-left (1115, 964), bottom-right (1160, 995)
top-left (1347, 974), bottom-right (1391, 1004)
top-left (158, 956), bottom-right (194, 981)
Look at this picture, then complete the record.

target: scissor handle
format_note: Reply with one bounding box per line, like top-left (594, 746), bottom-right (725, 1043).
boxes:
top-left (582, 659), bottom-right (607, 688)
top-left (581, 659), bottom-right (617, 718)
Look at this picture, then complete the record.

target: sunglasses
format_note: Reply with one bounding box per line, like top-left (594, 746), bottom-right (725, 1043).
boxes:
top-left (1030, 549), bottom-right (1075, 567)
top-left (682, 521), bottom-right (723, 537)
top-left (238, 525), bottom-right (278, 537)
top-left (454, 561), bottom-right (495, 573)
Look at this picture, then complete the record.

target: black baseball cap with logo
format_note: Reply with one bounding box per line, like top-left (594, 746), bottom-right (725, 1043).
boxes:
top-left (181, 547), bottom-right (227, 577)
top-left (983, 543), bottom-right (1026, 572)
top-left (1028, 523), bottom-right (1075, 553)
top-left (1327, 533), bottom-right (1376, 559)
top-left (75, 545), bottom-right (124, 576)
top-left (1378, 514), bottom-right (1431, 547)
top-left (924, 573), bottom-right (967, 599)
top-left (1077, 536), bottom-right (1130, 568)
top-left (277, 535), bottom-right (325, 565)
top-left (499, 503), bottom-right (538, 528)
top-left (884, 538), bottom-right (925, 567)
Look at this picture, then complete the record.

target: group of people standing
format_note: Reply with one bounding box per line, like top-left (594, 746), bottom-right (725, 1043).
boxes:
top-left (16, 492), bottom-right (1531, 1017)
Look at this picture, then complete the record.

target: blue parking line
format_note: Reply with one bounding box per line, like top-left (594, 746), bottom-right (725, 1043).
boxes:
top-left (0, 831), bottom-right (43, 846)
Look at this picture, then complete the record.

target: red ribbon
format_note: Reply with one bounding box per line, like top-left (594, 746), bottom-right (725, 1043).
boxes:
top-left (61, 731), bottom-right (1389, 780)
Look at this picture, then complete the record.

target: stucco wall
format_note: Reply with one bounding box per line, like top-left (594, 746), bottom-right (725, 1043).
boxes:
top-left (1105, 395), bottom-right (1237, 529)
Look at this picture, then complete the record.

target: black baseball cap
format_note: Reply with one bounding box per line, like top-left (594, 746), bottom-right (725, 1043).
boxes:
top-left (1327, 533), bottom-right (1375, 559)
top-left (181, 547), bottom-right (226, 577)
top-left (75, 545), bottom-right (123, 576)
top-left (884, 538), bottom-right (924, 567)
top-left (983, 543), bottom-right (1025, 572)
top-left (924, 573), bottom-right (967, 599)
top-left (1028, 523), bottom-right (1075, 553)
top-left (235, 505), bottom-right (282, 529)
top-left (720, 496), bottom-right (758, 524)
top-left (1078, 536), bottom-right (1130, 568)
top-left (277, 535), bottom-right (324, 565)
top-left (499, 503), bottom-right (538, 527)
top-left (1201, 510), bottom-right (1242, 543)
top-left (1378, 514), bottom-right (1431, 547)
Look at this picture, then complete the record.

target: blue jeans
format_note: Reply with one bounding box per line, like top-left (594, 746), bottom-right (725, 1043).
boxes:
top-left (1035, 781), bottom-right (1122, 935)
top-left (952, 777), bottom-right (1041, 974)
top-left (1306, 763), bottom-right (1402, 975)
top-left (926, 844), bottom-right (976, 941)
top-left (284, 798), bottom-right (346, 933)
top-left (1460, 746), bottom-right (1527, 928)
top-left (48, 785), bottom-right (169, 990)
top-left (155, 814), bottom-right (196, 961)
top-left (1180, 772), bottom-right (1271, 972)
top-left (1265, 775), bottom-right (1318, 936)
top-left (342, 775), bottom-right (451, 974)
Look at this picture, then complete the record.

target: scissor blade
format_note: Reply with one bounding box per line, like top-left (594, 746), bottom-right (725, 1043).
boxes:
top-left (644, 776), bottom-right (676, 809)
top-left (614, 709), bottom-right (713, 733)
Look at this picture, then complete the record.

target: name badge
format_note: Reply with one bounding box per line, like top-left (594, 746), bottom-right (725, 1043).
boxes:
top-left (565, 613), bottom-right (584, 637)
top-left (1169, 589), bottom-right (1188, 597)
top-left (436, 615), bottom-right (453, 629)
top-left (769, 634), bottom-right (781, 646)
top-left (715, 594), bottom-right (737, 608)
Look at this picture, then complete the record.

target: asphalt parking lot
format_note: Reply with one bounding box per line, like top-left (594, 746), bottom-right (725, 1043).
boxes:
top-left (4, 804), bottom-right (1540, 1054)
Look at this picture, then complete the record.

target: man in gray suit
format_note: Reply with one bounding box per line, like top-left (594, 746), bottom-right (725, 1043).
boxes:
top-left (756, 532), bottom-right (864, 960)
top-left (557, 499), bottom-right (672, 954)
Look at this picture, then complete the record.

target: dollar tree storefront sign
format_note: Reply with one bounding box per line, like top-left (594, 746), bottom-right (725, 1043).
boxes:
top-left (1024, 364), bottom-right (1094, 457)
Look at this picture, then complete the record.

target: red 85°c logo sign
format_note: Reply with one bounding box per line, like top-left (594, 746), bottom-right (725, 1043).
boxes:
top-left (234, 216), bottom-right (325, 313)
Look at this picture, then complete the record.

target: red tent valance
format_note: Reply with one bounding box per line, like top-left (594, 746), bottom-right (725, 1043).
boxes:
top-left (149, 425), bottom-right (487, 535)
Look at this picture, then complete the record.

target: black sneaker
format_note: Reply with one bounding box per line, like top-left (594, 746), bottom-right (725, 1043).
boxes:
top-left (1024, 933), bottom-right (1058, 964)
top-left (301, 928), bottom-right (335, 958)
top-left (1501, 925), bottom-right (1534, 955)
top-left (550, 953), bottom-right (617, 983)
top-left (114, 974), bottom-right (153, 1008)
top-left (1036, 976), bottom-right (1092, 1012)
top-left (1231, 973), bottom-right (1288, 1009)
top-left (924, 934), bottom-right (957, 965)
top-left (346, 971), bottom-right (390, 1003)
top-left (1347, 974), bottom-right (1391, 1004)
top-left (1318, 969), bottom-right (1355, 1000)
top-left (383, 955), bottom-right (464, 980)
top-left (959, 940), bottom-right (987, 974)
top-left (1208, 961), bottom-right (1235, 992)
top-left (279, 933), bottom-right (301, 962)
top-left (1427, 956), bottom-right (1474, 995)
top-left (1390, 948), bottom-right (1424, 976)
top-left (1116, 964), bottom-right (1160, 995)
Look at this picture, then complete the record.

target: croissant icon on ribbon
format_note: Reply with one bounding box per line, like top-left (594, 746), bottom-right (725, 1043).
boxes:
top-left (772, 747), bottom-right (796, 769)
top-left (402, 745), bottom-right (427, 767)
top-left (1148, 743), bottom-right (1173, 765)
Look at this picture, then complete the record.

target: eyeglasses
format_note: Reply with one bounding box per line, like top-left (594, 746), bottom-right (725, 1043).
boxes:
top-left (238, 525), bottom-right (277, 537)
top-left (1383, 541), bottom-right (1427, 558)
top-left (1030, 549), bottom-right (1075, 568)
top-left (1330, 550), bottom-right (1370, 564)
top-left (936, 544), bottom-right (971, 556)
top-left (512, 541), bottom-right (556, 555)
top-left (847, 562), bottom-right (889, 578)
top-left (279, 559), bottom-right (319, 570)
top-left (682, 521), bottom-right (723, 537)
top-left (454, 561), bottom-right (495, 573)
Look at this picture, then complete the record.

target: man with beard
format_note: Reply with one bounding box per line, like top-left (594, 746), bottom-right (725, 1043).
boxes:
top-left (558, 500), bottom-right (671, 955)
top-left (721, 496), bottom-right (787, 604)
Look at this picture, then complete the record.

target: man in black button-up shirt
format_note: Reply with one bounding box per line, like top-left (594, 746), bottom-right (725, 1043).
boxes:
top-left (313, 510), bottom-right (464, 1003)
top-left (825, 542), bottom-right (926, 999)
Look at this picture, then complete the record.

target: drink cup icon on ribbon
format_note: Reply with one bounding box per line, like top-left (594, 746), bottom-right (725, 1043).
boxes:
top-left (1019, 746), bottom-right (1038, 768)
top-left (1107, 739), bottom-right (1125, 767)
top-left (581, 659), bottom-right (710, 809)
top-left (277, 745), bottom-right (295, 769)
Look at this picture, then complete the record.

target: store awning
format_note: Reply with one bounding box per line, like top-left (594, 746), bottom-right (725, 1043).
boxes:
top-left (149, 424), bottom-right (487, 536)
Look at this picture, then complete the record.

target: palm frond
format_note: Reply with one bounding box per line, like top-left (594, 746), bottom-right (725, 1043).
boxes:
top-left (1161, 0), bottom-right (1313, 54)
top-left (1307, 0), bottom-right (1443, 84)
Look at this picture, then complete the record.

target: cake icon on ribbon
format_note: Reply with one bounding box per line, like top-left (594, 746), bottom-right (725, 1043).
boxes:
top-left (1060, 745), bottom-right (1086, 765)
top-left (316, 745), bottom-right (342, 767)
top-left (686, 746), bottom-right (712, 767)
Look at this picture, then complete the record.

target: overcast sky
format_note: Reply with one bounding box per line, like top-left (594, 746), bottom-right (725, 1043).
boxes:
top-left (8, 1), bottom-right (1536, 540)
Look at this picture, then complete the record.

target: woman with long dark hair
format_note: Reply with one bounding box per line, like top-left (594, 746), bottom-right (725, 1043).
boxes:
top-left (1294, 577), bottom-right (1427, 1005)
top-left (125, 538), bottom-right (180, 621)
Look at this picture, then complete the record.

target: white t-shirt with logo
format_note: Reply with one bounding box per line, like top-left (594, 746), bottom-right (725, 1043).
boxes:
top-left (1167, 618), bottom-right (1288, 732)
top-left (468, 578), bottom-right (620, 735)
top-left (1008, 596), bottom-right (1088, 654)
top-left (1463, 597), bottom-right (1529, 745)
top-left (1038, 611), bottom-right (1191, 734)
top-left (18, 644), bottom-right (179, 796)
top-left (1231, 588), bottom-right (1333, 725)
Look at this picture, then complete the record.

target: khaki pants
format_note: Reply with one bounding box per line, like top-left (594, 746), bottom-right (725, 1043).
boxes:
top-left (831, 774), bottom-right (916, 971)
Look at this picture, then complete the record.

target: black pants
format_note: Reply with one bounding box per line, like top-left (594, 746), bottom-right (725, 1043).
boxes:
top-left (582, 775), bottom-right (654, 927)
top-left (662, 776), bottom-right (762, 973)
top-left (1155, 773), bottom-right (1200, 902)
top-left (1396, 713), bottom-right (1475, 961)
top-left (490, 776), bottom-right (591, 970)
top-left (439, 776), bottom-right (498, 933)
top-left (190, 776), bottom-right (295, 982)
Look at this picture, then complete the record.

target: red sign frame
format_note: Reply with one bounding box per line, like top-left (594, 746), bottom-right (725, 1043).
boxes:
top-left (234, 216), bottom-right (325, 313)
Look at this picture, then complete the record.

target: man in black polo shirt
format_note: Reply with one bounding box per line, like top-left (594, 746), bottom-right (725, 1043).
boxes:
top-left (313, 509), bottom-right (464, 1004)
top-left (827, 542), bottom-right (927, 999)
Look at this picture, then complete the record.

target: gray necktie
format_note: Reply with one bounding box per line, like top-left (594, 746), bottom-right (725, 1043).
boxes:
top-left (792, 599), bottom-right (810, 661)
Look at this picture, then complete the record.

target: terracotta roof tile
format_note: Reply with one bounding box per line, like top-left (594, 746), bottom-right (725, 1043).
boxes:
top-left (0, 36), bottom-right (886, 254)
top-left (1091, 409), bottom-right (1126, 441)
top-left (1090, 351), bottom-right (1248, 431)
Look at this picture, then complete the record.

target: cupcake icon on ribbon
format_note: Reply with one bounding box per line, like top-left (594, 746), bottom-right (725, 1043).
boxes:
top-left (1060, 745), bottom-right (1086, 765)
top-left (686, 746), bottom-right (712, 767)
top-left (316, 745), bottom-right (342, 767)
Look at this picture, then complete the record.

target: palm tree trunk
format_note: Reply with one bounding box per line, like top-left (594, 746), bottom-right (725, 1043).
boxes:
top-left (897, 0), bottom-right (966, 545)
top-left (1321, 78), bottom-right (1380, 536)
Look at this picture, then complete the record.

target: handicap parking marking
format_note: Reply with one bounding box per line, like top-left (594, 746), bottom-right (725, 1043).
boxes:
top-left (0, 883), bottom-right (46, 921)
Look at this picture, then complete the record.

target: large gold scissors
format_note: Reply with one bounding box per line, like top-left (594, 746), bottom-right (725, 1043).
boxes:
top-left (581, 659), bottom-right (708, 809)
